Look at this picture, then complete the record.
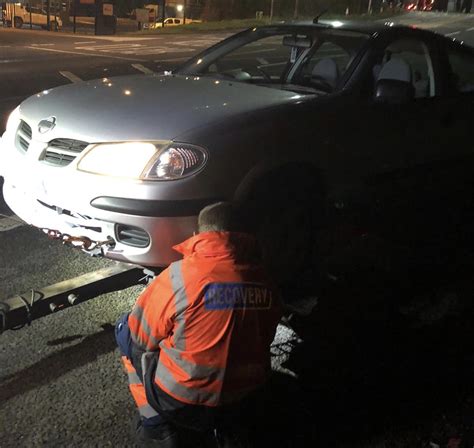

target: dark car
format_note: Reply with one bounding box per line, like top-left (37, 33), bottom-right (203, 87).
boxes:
top-left (1, 20), bottom-right (473, 284)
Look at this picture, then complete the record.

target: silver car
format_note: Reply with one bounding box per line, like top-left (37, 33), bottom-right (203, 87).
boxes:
top-left (1, 22), bottom-right (473, 274)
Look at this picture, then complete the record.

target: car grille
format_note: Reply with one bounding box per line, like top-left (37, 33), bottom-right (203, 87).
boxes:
top-left (115, 225), bottom-right (150, 248)
top-left (42, 138), bottom-right (89, 167)
top-left (16, 120), bottom-right (32, 152)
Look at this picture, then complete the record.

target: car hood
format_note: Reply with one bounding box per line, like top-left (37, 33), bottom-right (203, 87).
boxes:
top-left (20, 74), bottom-right (301, 143)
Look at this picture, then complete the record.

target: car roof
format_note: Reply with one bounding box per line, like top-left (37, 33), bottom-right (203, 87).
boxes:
top-left (255, 20), bottom-right (436, 38)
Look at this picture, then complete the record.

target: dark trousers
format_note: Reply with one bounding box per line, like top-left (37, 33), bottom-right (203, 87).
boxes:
top-left (115, 314), bottom-right (265, 433)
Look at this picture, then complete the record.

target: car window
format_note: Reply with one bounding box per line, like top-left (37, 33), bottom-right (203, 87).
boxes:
top-left (295, 41), bottom-right (352, 92)
top-left (174, 19), bottom-right (180, 24)
top-left (446, 45), bottom-right (474, 93)
top-left (373, 38), bottom-right (435, 99)
top-left (300, 42), bottom-right (351, 77)
top-left (204, 34), bottom-right (293, 81)
top-left (177, 27), bottom-right (369, 95)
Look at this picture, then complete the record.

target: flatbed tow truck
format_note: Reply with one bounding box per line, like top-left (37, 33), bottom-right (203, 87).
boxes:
top-left (0, 229), bottom-right (161, 334)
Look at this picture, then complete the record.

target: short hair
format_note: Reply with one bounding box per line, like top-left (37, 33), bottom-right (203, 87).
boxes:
top-left (198, 201), bottom-right (245, 233)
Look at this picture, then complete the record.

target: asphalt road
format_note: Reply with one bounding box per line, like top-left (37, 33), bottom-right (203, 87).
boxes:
top-left (1, 13), bottom-right (474, 447)
top-left (0, 27), bottom-right (231, 131)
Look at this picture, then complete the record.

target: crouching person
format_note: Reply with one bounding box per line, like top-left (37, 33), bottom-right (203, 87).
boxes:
top-left (116, 201), bottom-right (282, 447)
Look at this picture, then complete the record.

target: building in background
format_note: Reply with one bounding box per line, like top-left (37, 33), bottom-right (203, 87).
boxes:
top-left (165, 0), bottom-right (203, 18)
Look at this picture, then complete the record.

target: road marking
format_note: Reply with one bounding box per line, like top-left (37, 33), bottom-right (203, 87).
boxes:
top-left (0, 215), bottom-right (24, 232)
top-left (75, 43), bottom-right (196, 56)
top-left (30, 43), bottom-right (56, 46)
top-left (174, 38), bottom-right (222, 47)
top-left (74, 41), bottom-right (97, 44)
top-left (72, 38), bottom-right (223, 57)
top-left (121, 47), bottom-right (168, 55)
top-left (446, 31), bottom-right (461, 36)
top-left (59, 70), bottom-right (82, 83)
top-left (26, 46), bottom-right (145, 62)
top-left (257, 57), bottom-right (269, 65)
top-left (467, 27), bottom-right (474, 31)
top-left (131, 63), bottom-right (155, 74)
top-left (0, 45), bottom-right (11, 48)
top-left (153, 56), bottom-right (189, 62)
top-left (226, 48), bottom-right (277, 58)
top-left (74, 36), bottom-right (157, 42)
top-left (76, 43), bottom-right (144, 51)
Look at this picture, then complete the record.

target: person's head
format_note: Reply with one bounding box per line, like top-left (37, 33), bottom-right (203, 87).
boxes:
top-left (197, 201), bottom-right (247, 234)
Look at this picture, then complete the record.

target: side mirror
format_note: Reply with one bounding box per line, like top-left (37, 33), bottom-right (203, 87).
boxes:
top-left (374, 79), bottom-right (414, 104)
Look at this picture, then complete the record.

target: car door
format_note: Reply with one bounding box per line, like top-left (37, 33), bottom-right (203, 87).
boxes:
top-left (350, 32), bottom-right (446, 245)
top-left (286, 31), bottom-right (424, 244)
top-left (31, 8), bottom-right (46, 26)
top-left (319, 32), bottom-right (441, 245)
top-left (400, 37), bottom-right (474, 246)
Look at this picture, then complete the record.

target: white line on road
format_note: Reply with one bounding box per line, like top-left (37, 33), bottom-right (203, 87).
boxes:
top-left (30, 43), bottom-right (56, 46)
top-left (131, 63), bottom-right (155, 74)
top-left (74, 41), bottom-right (97, 44)
top-left (153, 56), bottom-right (189, 63)
top-left (0, 45), bottom-right (11, 48)
top-left (76, 43), bottom-right (144, 50)
top-left (59, 70), bottom-right (82, 83)
top-left (26, 46), bottom-right (145, 62)
top-left (174, 38), bottom-right (222, 47)
top-left (257, 57), bottom-right (269, 65)
top-left (467, 27), bottom-right (474, 32)
top-left (121, 48), bottom-right (168, 55)
top-left (446, 31), bottom-right (461, 36)
top-left (76, 36), bottom-right (157, 42)
top-left (227, 48), bottom-right (277, 57)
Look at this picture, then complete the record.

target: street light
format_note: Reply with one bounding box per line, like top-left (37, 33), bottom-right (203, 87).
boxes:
top-left (180, 1), bottom-right (186, 24)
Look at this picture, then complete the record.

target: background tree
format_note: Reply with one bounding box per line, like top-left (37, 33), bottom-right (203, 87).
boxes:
top-left (200, 0), bottom-right (369, 20)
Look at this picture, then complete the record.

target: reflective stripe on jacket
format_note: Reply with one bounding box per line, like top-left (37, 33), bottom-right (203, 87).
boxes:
top-left (128, 231), bottom-right (282, 407)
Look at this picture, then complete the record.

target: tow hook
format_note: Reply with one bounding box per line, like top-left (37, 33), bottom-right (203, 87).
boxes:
top-left (41, 228), bottom-right (116, 252)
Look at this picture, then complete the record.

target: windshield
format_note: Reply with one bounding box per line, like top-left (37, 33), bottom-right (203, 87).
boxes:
top-left (176, 26), bottom-right (369, 95)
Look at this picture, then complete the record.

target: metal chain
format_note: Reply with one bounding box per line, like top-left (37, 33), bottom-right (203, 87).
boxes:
top-left (41, 228), bottom-right (115, 252)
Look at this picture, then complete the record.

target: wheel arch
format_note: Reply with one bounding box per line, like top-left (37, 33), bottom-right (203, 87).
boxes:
top-left (234, 159), bottom-right (327, 207)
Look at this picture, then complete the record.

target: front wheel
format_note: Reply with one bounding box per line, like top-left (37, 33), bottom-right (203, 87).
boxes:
top-left (243, 169), bottom-right (325, 299)
top-left (14, 17), bottom-right (23, 28)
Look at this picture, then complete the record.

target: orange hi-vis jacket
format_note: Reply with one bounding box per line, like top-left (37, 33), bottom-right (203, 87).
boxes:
top-left (128, 231), bottom-right (282, 408)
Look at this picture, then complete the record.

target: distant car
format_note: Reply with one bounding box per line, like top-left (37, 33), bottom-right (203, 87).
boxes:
top-left (1, 22), bottom-right (473, 279)
top-left (4, 4), bottom-right (62, 30)
top-left (145, 17), bottom-right (202, 28)
top-left (403, 0), bottom-right (434, 10)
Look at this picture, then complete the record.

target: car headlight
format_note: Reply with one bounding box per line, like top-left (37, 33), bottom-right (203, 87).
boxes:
top-left (143, 144), bottom-right (207, 180)
top-left (77, 141), bottom-right (207, 180)
top-left (6, 106), bottom-right (20, 133)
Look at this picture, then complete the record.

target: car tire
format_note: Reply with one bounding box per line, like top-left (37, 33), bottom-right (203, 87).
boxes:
top-left (243, 167), bottom-right (325, 298)
top-left (14, 17), bottom-right (23, 28)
